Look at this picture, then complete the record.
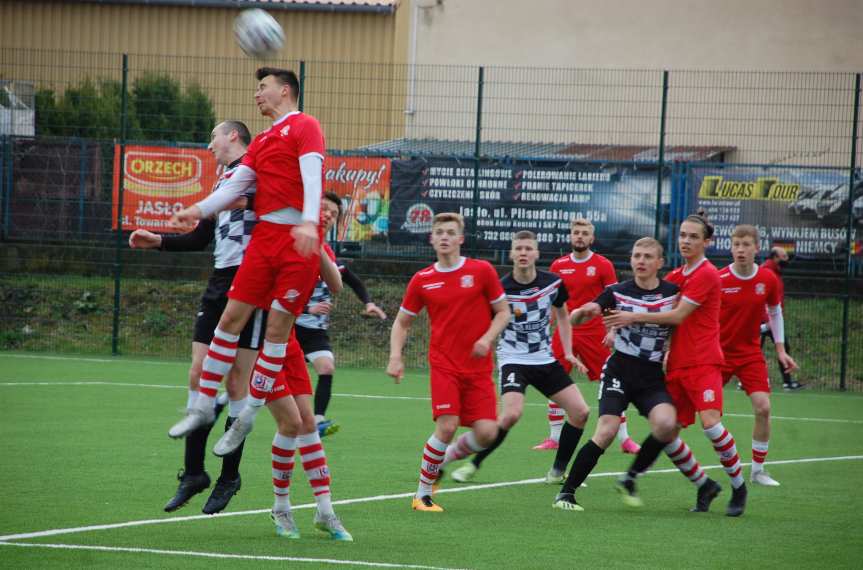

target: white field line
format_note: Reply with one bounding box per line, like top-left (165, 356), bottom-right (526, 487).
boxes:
top-left (2, 381), bottom-right (862, 425)
top-left (1, 454), bottom-right (861, 544)
top-left (0, 353), bottom-right (181, 366)
top-left (0, 541), bottom-right (468, 570)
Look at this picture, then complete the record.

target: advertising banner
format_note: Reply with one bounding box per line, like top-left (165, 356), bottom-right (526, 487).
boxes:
top-left (388, 158), bottom-right (669, 253)
top-left (324, 156), bottom-right (391, 242)
top-left (112, 145), bottom-right (219, 232)
top-left (688, 166), bottom-right (863, 258)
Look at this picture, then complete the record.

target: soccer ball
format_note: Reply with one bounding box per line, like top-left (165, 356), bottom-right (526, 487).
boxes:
top-left (233, 9), bottom-right (285, 59)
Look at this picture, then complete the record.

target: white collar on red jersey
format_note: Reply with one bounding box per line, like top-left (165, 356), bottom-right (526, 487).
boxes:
top-left (434, 256), bottom-right (467, 273)
top-left (682, 256), bottom-right (707, 276)
top-left (569, 251), bottom-right (594, 264)
top-left (273, 111), bottom-right (301, 126)
top-left (730, 263), bottom-right (759, 280)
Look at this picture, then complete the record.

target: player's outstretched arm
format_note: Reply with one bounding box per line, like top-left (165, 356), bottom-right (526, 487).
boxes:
top-left (128, 229), bottom-right (162, 249)
top-left (472, 299), bottom-right (511, 358)
top-left (604, 299), bottom-right (698, 328)
top-left (570, 302), bottom-right (601, 325)
top-left (195, 165), bottom-right (257, 218)
top-left (387, 311), bottom-right (415, 383)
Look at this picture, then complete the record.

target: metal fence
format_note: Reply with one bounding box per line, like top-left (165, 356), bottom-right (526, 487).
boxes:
top-left (0, 48), bottom-right (860, 390)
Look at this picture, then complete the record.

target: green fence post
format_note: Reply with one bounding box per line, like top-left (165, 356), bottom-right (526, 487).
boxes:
top-left (1, 135), bottom-right (10, 241)
top-left (298, 60), bottom-right (305, 113)
top-left (112, 53), bottom-right (129, 356)
top-left (655, 70), bottom-right (669, 240)
top-left (839, 72), bottom-right (860, 391)
top-left (471, 65), bottom-right (484, 255)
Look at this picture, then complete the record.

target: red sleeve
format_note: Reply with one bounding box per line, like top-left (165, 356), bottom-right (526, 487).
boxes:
top-left (483, 262), bottom-right (505, 304)
top-left (601, 257), bottom-right (618, 286)
top-left (682, 268), bottom-right (716, 305)
top-left (241, 136), bottom-right (261, 170)
top-left (766, 271), bottom-right (782, 307)
top-left (400, 274), bottom-right (425, 316)
top-left (549, 258), bottom-right (562, 276)
top-left (295, 116), bottom-right (325, 157)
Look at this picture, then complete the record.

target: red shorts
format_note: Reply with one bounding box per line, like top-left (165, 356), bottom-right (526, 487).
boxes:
top-left (722, 358), bottom-right (770, 396)
top-left (551, 328), bottom-right (611, 381)
top-left (228, 222), bottom-right (320, 314)
top-left (429, 367), bottom-right (497, 426)
top-left (665, 364), bottom-right (724, 428)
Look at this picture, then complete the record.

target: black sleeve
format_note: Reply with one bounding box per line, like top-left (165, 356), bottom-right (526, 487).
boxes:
top-left (159, 218), bottom-right (215, 252)
top-left (341, 263), bottom-right (372, 305)
top-left (552, 281), bottom-right (569, 307)
top-left (593, 284), bottom-right (617, 311)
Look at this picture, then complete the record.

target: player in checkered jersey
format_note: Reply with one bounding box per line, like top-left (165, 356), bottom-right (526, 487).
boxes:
top-left (388, 213), bottom-right (511, 512)
top-left (541, 218), bottom-right (641, 456)
top-left (553, 238), bottom-right (683, 511)
top-left (168, 67), bottom-right (326, 444)
top-left (295, 192), bottom-right (388, 439)
top-left (129, 120), bottom-right (261, 515)
top-left (719, 225), bottom-right (798, 487)
top-left (448, 231), bottom-right (590, 484)
top-left (606, 214), bottom-right (749, 516)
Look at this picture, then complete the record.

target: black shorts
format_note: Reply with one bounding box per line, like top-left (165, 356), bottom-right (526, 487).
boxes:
top-left (597, 352), bottom-right (672, 418)
top-left (295, 324), bottom-right (333, 361)
top-left (498, 362), bottom-right (573, 398)
top-left (193, 268), bottom-right (267, 350)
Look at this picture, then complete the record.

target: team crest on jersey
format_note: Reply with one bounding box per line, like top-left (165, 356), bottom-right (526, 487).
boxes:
top-left (461, 275), bottom-right (474, 288)
top-left (280, 125), bottom-right (291, 136)
top-left (703, 389), bottom-right (715, 403)
top-left (755, 283), bottom-right (766, 295)
top-left (587, 266), bottom-right (596, 276)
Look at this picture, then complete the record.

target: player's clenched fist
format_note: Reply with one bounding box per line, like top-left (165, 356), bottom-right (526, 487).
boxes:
top-left (386, 356), bottom-right (404, 384)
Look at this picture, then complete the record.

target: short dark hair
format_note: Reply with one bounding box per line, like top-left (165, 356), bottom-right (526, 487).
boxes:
top-left (255, 67), bottom-right (300, 100)
top-left (219, 120), bottom-right (251, 146)
top-left (323, 190), bottom-right (342, 217)
top-left (683, 208), bottom-right (714, 239)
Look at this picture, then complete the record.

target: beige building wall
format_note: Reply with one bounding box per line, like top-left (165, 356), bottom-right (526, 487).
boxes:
top-left (405, 0), bottom-right (863, 165)
top-left (0, 0), bottom-right (412, 148)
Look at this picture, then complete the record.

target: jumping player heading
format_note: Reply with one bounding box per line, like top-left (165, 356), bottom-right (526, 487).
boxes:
top-left (168, 67), bottom-right (326, 443)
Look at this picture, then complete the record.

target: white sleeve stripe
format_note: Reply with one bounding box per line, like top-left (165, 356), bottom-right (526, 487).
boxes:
top-left (681, 295), bottom-right (701, 306)
top-left (490, 293), bottom-right (507, 305)
top-left (399, 307), bottom-right (417, 316)
top-left (299, 152), bottom-right (325, 160)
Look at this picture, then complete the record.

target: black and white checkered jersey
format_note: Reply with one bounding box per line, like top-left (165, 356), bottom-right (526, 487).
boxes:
top-left (296, 260), bottom-right (347, 330)
top-left (212, 161), bottom-right (257, 269)
top-left (595, 279), bottom-right (679, 364)
top-left (496, 270), bottom-right (568, 366)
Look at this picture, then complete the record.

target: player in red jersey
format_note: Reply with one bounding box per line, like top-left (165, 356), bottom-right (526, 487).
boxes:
top-left (544, 218), bottom-right (641, 457)
top-left (719, 225), bottom-right (798, 487)
top-left (168, 67), bottom-right (325, 444)
top-left (605, 213), bottom-right (748, 516)
top-left (261, 250), bottom-right (352, 541)
top-left (387, 213), bottom-right (511, 512)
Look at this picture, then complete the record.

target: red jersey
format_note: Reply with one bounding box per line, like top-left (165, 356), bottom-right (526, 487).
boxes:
top-left (549, 251), bottom-right (617, 334)
top-left (665, 258), bottom-right (724, 371)
top-left (400, 257), bottom-right (506, 373)
top-left (241, 112), bottom-right (325, 217)
top-left (719, 264), bottom-right (781, 363)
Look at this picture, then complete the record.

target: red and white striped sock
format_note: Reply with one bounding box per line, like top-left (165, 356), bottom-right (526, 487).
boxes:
top-left (272, 432), bottom-right (296, 512)
top-left (417, 434), bottom-right (447, 498)
top-left (547, 401), bottom-right (565, 442)
top-left (752, 439), bottom-right (769, 474)
top-left (247, 340), bottom-right (287, 407)
top-left (617, 412), bottom-right (631, 442)
top-left (198, 328), bottom-right (239, 406)
top-left (442, 431), bottom-right (485, 467)
top-left (664, 437), bottom-right (708, 487)
top-left (298, 431), bottom-right (334, 516)
top-left (704, 422), bottom-right (745, 489)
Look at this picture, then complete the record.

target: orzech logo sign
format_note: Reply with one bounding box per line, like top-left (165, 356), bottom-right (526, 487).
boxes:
top-left (112, 145), bottom-right (219, 232)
